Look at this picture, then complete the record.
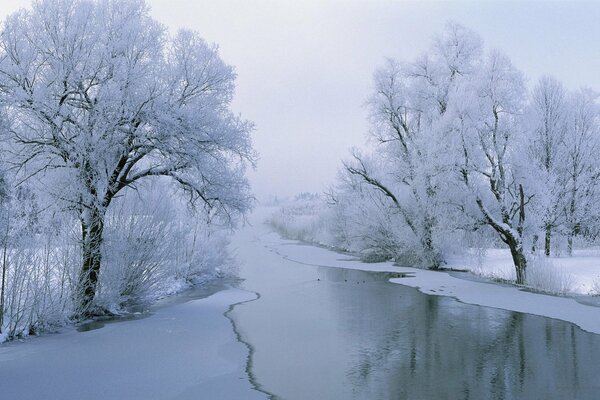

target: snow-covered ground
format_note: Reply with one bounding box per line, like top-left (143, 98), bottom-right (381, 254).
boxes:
top-left (262, 230), bottom-right (600, 335)
top-left (0, 288), bottom-right (267, 400)
top-left (445, 248), bottom-right (600, 295)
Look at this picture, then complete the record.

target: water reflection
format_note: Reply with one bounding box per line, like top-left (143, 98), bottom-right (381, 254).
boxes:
top-left (233, 264), bottom-right (600, 400)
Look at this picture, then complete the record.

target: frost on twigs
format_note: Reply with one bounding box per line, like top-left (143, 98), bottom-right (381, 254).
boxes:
top-left (525, 257), bottom-right (575, 295)
top-left (270, 22), bottom-right (600, 289)
top-left (0, 0), bottom-right (254, 336)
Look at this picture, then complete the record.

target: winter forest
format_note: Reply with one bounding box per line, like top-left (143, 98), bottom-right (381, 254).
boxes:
top-left (3, 1), bottom-right (600, 399)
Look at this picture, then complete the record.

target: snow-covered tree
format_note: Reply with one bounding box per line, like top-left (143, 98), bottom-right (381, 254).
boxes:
top-left (525, 76), bottom-right (568, 256)
top-left (452, 51), bottom-right (530, 284)
top-left (0, 0), bottom-right (254, 314)
top-left (344, 23), bottom-right (482, 268)
top-left (267, 23), bottom-right (600, 288)
top-left (524, 80), bottom-right (600, 256)
top-left (561, 88), bottom-right (600, 254)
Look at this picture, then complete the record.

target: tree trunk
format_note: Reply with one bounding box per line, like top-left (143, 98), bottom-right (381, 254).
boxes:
top-left (507, 237), bottom-right (527, 285)
top-left (422, 218), bottom-right (442, 269)
top-left (544, 224), bottom-right (551, 257)
top-left (567, 234), bottom-right (574, 257)
top-left (514, 184), bottom-right (527, 285)
top-left (567, 223), bottom-right (579, 257)
top-left (78, 206), bottom-right (105, 315)
top-left (0, 239), bottom-right (7, 331)
top-left (475, 195), bottom-right (529, 285)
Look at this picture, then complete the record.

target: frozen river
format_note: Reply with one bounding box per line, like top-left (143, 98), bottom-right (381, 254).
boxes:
top-left (0, 280), bottom-right (267, 400)
top-left (2, 214), bottom-right (600, 399)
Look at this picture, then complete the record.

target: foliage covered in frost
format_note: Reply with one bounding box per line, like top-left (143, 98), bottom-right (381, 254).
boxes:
top-left (525, 257), bottom-right (575, 295)
top-left (271, 23), bottom-right (600, 288)
top-left (97, 182), bottom-right (236, 310)
top-left (0, 0), bottom-right (252, 342)
top-left (0, 0), bottom-right (254, 315)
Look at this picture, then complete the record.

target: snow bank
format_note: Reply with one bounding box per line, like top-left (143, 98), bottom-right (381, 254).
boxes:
top-left (445, 248), bottom-right (600, 295)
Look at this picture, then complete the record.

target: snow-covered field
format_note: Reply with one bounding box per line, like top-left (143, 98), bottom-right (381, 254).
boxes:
top-left (0, 288), bottom-right (267, 400)
top-left (262, 229), bottom-right (600, 335)
top-left (445, 248), bottom-right (600, 295)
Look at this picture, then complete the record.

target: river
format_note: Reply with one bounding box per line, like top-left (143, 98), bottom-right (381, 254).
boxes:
top-left (229, 219), bottom-right (600, 400)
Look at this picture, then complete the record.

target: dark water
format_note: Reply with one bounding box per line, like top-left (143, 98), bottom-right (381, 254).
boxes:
top-left (230, 262), bottom-right (600, 400)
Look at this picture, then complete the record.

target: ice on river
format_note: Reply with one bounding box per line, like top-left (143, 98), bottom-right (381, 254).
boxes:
top-left (0, 288), bottom-right (267, 400)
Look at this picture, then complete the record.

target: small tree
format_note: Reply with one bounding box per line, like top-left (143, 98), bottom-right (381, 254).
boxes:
top-left (0, 0), bottom-right (254, 314)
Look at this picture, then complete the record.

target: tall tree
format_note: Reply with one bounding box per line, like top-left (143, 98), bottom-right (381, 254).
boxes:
top-left (0, 0), bottom-right (254, 314)
top-left (0, 169), bottom-right (7, 331)
top-left (525, 77), bottom-right (568, 256)
top-left (453, 51), bottom-right (531, 284)
top-left (346, 23), bottom-right (482, 268)
top-left (562, 88), bottom-right (600, 254)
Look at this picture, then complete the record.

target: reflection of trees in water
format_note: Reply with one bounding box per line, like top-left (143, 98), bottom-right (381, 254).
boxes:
top-left (318, 269), bottom-right (600, 400)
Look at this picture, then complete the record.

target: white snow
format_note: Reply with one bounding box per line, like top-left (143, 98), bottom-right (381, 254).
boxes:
top-left (444, 248), bottom-right (600, 295)
top-left (0, 288), bottom-right (267, 400)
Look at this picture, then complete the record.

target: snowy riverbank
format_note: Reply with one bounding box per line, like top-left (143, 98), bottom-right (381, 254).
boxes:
top-left (0, 287), bottom-right (267, 400)
top-left (262, 230), bottom-right (600, 335)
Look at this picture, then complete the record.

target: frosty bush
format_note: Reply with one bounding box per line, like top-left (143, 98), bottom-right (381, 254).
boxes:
top-left (526, 257), bottom-right (575, 295)
top-left (470, 260), bottom-right (516, 283)
top-left (267, 193), bottom-right (333, 245)
top-left (267, 190), bottom-right (457, 265)
top-left (0, 207), bottom-right (78, 342)
top-left (177, 230), bottom-right (235, 284)
top-left (98, 189), bottom-right (180, 308)
top-left (97, 183), bottom-right (236, 310)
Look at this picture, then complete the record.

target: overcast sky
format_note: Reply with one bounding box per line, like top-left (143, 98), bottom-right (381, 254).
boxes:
top-left (1, 1), bottom-right (599, 199)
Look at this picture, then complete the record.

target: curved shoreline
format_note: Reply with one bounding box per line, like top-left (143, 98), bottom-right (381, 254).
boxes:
top-left (0, 286), bottom-right (268, 399)
top-left (263, 231), bottom-right (600, 335)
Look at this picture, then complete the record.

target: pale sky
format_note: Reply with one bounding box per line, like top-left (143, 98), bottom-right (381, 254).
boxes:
top-left (1, 0), bottom-right (599, 199)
